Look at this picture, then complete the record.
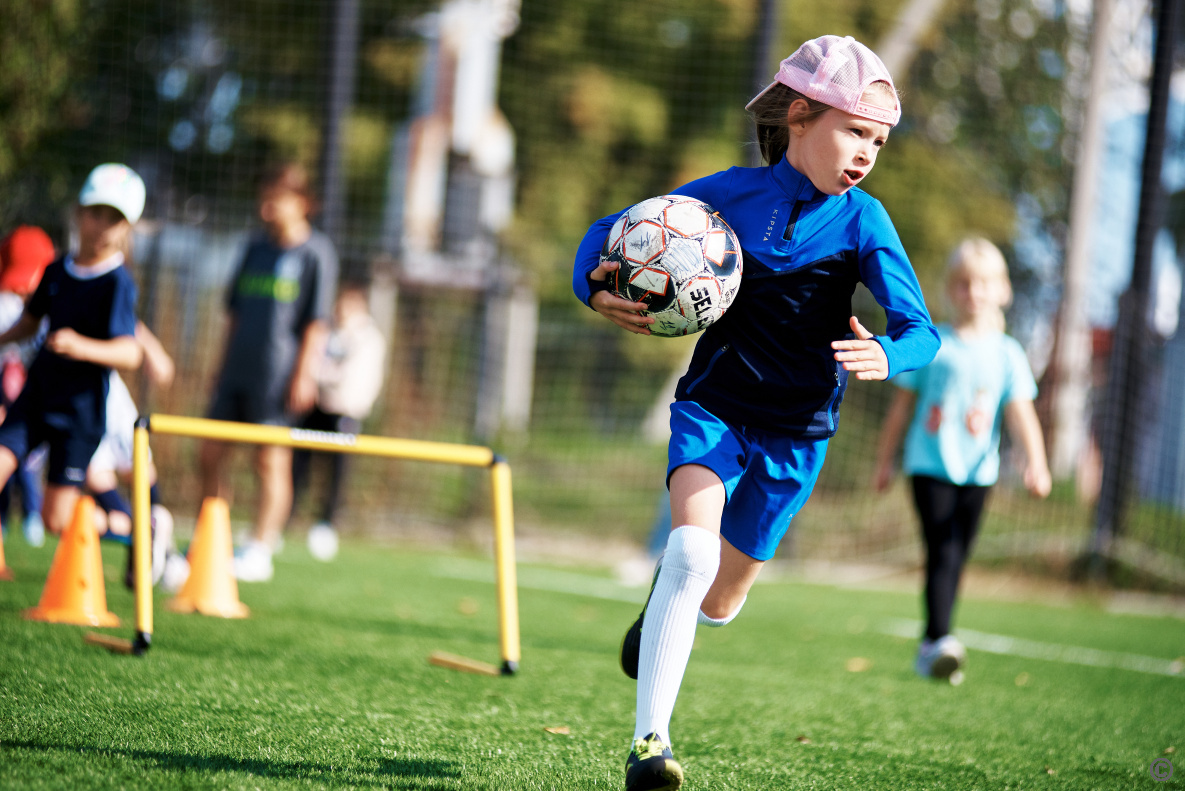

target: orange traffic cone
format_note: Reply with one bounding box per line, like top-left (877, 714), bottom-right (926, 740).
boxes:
top-left (24, 497), bottom-right (119, 626)
top-left (0, 524), bottom-right (13, 581)
top-left (167, 497), bottom-right (248, 618)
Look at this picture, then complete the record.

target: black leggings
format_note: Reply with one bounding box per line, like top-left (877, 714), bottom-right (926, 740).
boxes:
top-left (911, 476), bottom-right (990, 641)
top-left (291, 407), bottom-right (361, 525)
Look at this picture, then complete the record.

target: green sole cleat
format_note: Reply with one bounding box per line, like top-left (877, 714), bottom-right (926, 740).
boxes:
top-left (626, 732), bottom-right (683, 791)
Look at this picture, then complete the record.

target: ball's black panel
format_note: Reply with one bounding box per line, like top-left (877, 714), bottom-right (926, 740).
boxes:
top-left (602, 247), bottom-right (628, 295)
top-left (619, 259), bottom-right (678, 313)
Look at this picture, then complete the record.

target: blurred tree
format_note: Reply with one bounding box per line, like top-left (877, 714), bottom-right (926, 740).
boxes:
top-left (501, 0), bottom-right (1071, 324)
top-left (1, 0), bottom-right (1073, 311)
top-left (0, 1), bottom-right (88, 231)
top-left (0, 1), bottom-right (188, 233)
top-left (890, 0), bottom-right (1074, 320)
top-left (501, 0), bottom-right (754, 302)
top-left (203, 0), bottom-right (436, 235)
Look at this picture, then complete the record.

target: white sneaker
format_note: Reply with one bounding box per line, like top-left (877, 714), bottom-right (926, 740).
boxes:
top-left (234, 540), bottom-right (274, 582)
top-left (160, 551), bottom-right (190, 593)
top-left (150, 504), bottom-right (174, 586)
top-left (23, 513), bottom-right (45, 547)
top-left (916, 635), bottom-right (966, 682)
top-left (307, 522), bottom-right (339, 562)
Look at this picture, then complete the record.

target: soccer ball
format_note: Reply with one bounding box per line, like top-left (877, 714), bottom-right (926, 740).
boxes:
top-left (600, 195), bottom-right (742, 337)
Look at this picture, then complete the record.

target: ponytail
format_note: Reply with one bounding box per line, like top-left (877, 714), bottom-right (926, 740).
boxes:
top-left (748, 83), bottom-right (831, 165)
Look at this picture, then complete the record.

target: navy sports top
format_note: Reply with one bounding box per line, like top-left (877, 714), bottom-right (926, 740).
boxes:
top-left (23, 255), bottom-right (138, 433)
top-left (573, 156), bottom-right (940, 438)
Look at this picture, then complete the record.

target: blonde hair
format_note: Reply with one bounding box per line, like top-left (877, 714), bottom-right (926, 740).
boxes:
top-left (862, 81), bottom-right (899, 108)
top-left (945, 237), bottom-right (1012, 330)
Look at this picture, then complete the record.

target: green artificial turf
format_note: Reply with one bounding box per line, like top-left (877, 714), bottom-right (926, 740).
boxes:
top-left (1, 536), bottom-right (1182, 790)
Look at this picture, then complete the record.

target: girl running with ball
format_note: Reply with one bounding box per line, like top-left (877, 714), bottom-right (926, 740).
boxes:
top-left (572, 36), bottom-right (941, 790)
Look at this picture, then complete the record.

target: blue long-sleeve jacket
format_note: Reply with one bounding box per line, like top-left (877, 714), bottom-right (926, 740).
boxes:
top-left (573, 156), bottom-right (940, 438)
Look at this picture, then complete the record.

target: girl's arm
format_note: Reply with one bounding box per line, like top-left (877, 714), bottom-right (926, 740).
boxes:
top-left (874, 387), bottom-right (916, 491)
top-left (288, 319), bottom-right (328, 415)
top-left (572, 171), bottom-right (733, 332)
top-left (135, 321), bottom-right (175, 387)
top-left (0, 313), bottom-right (42, 346)
top-left (854, 201), bottom-right (940, 377)
top-left (45, 329), bottom-right (143, 370)
top-left (1004, 399), bottom-right (1052, 498)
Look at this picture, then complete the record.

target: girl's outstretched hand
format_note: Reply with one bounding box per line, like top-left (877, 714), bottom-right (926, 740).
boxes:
top-left (1023, 463), bottom-right (1053, 498)
top-left (588, 259), bottom-right (654, 335)
top-left (832, 316), bottom-right (888, 380)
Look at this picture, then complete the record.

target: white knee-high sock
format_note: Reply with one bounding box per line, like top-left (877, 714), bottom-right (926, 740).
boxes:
top-left (698, 595), bottom-right (746, 627)
top-left (634, 525), bottom-right (721, 745)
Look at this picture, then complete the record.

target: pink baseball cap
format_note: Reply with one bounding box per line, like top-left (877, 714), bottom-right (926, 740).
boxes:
top-left (746, 35), bottom-right (901, 127)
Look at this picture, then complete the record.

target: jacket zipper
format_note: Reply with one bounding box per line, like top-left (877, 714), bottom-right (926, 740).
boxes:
top-left (782, 200), bottom-right (807, 241)
top-left (685, 344), bottom-right (730, 394)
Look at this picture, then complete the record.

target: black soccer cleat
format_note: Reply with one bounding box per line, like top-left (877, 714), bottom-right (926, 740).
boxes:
top-left (625, 732), bottom-right (684, 791)
top-left (620, 559), bottom-right (662, 679)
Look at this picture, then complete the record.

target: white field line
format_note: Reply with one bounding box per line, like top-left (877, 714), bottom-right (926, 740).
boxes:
top-left (433, 559), bottom-right (1183, 677)
top-left (433, 558), bottom-right (643, 603)
top-left (881, 618), bottom-right (1184, 677)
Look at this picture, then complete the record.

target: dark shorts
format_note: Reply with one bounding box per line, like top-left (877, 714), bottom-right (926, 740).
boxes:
top-left (0, 402), bottom-right (101, 487)
top-left (666, 400), bottom-right (827, 561)
top-left (207, 383), bottom-right (292, 427)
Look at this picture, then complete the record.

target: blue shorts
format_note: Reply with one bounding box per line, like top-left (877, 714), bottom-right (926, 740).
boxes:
top-left (666, 400), bottom-right (827, 561)
top-left (0, 401), bottom-right (101, 487)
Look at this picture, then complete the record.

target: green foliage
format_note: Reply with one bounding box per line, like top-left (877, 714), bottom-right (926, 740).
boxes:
top-left (902, 0), bottom-right (1075, 297)
top-left (501, 1), bottom-right (755, 297)
top-left (0, 1), bottom-right (87, 228)
top-left (502, 0), bottom-right (1071, 313)
top-left (863, 136), bottom-right (1016, 307)
top-left (3, 0), bottom-right (1070, 285)
top-left (0, 1), bottom-right (80, 174)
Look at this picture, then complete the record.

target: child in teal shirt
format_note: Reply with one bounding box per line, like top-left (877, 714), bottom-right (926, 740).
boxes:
top-left (875, 237), bottom-right (1051, 684)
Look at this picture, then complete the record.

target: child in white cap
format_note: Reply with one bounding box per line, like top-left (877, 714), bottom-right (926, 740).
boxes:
top-left (572, 36), bottom-right (939, 790)
top-left (0, 163), bottom-right (145, 537)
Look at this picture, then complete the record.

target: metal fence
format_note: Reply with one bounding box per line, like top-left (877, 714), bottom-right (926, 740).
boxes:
top-left (2, 0), bottom-right (1183, 589)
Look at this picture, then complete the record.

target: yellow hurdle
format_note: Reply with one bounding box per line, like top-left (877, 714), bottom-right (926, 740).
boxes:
top-left (94, 414), bottom-right (521, 673)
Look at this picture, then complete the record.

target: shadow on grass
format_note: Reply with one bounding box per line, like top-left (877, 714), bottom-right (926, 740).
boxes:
top-left (148, 613), bottom-right (496, 661)
top-left (1, 739), bottom-right (461, 789)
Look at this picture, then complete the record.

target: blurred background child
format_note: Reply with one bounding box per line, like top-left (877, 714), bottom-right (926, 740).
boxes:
top-left (0, 164), bottom-right (145, 538)
top-left (290, 277), bottom-right (386, 561)
top-left (0, 226), bottom-right (55, 547)
top-left (874, 237), bottom-right (1052, 684)
top-left (199, 162), bottom-right (338, 583)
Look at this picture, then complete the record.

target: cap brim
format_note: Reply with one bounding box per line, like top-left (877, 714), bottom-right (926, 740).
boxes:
top-left (744, 81), bottom-right (779, 111)
top-left (78, 194), bottom-right (141, 224)
top-left (79, 198), bottom-right (130, 221)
